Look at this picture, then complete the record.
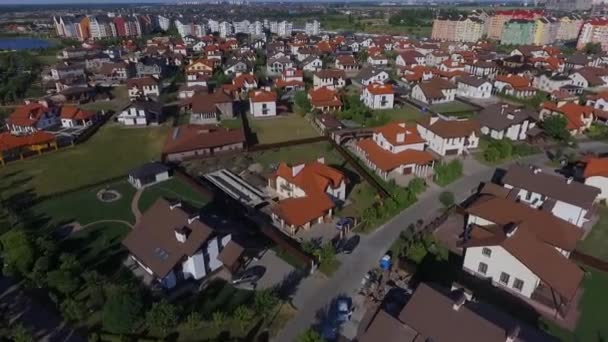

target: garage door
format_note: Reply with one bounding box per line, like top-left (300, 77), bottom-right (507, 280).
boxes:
top-left (445, 149), bottom-right (459, 156)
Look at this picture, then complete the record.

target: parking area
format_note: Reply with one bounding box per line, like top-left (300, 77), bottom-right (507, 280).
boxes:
top-left (236, 249), bottom-right (296, 290)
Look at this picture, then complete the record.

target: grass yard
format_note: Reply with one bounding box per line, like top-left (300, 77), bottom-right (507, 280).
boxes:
top-left (376, 104), bottom-right (428, 123)
top-left (0, 123), bottom-right (170, 196)
top-left (248, 114), bottom-right (319, 144)
top-left (542, 268), bottom-right (608, 341)
top-left (221, 118), bottom-right (243, 129)
top-left (252, 142), bottom-right (342, 171)
top-left (81, 86), bottom-right (129, 113)
top-left (33, 180), bottom-right (137, 226)
top-left (578, 206), bottom-right (608, 261)
top-left (138, 177), bottom-right (210, 212)
top-left (337, 182), bottom-right (379, 219)
top-left (429, 100), bottom-right (479, 114)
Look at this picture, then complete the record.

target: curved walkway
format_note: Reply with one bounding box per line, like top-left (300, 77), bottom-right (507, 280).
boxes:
top-left (131, 187), bottom-right (145, 225)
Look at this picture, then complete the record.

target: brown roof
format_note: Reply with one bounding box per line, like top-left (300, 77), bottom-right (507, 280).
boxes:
top-left (315, 69), bottom-right (346, 79)
top-left (163, 124), bottom-right (245, 155)
top-left (502, 165), bottom-right (600, 210)
top-left (462, 224), bottom-right (583, 302)
top-left (466, 194), bottom-right (583, 251)
top-left (358, 309), bottom-right (417, 342)
top-left (127, 76), bottom-right (158, 89)
top-left (418, 117), bottom-right (480, 138)
top-left (418, 78), bottom-right (456, 100)
top-left (188, 91), bottom-right (232, 114)
top-left (216, 240), bottom-right (244, 269)
top-left (457, 75), bottom-right (490, 87)
top-left (478, 104), bottom-right (539, 130)
top-left (122, 198), bottom-right (213, 278)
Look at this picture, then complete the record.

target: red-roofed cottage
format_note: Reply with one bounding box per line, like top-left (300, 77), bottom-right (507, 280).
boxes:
top-left (5, 101), bottom-right (58, 134)
top-left (361, 83), bottom-right (394, 110)
top-left (249, 90), bottom-right (277, 117)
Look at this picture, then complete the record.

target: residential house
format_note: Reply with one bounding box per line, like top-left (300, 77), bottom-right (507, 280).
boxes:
top-left (367, 54), bottom-right (389, 66)
top-left (308, 87), bottom-right (342, 112)
top-left (354, 122), bottom-right (434, 180)
top-left (395, 50), bottom-right (425, 67)
top-left (249, 90), bottom-right (277, 118)
top-left (122, 198), bottom-right (243, 289)
top-left (97, 62), bottom-right (129, 82)
top-left (417, 116), bottom-right (480, 156)
top-left (361, 83), bottom-right (394, 110)
top-left (224, 58), bottom-right (250, 75)
top-left (51, 63), bottom-right (86, 81)
top-left (313, 69), bottom-right (347, 90)
top-left (456, 75), bottom-right (492, 99)
top-left (461, 192), bottom-right (584, 318)
top-left (59, 106), bottom-right (96, 128)
top-left (500, 165), bottom-right (600, 227)
top-left (411, 78), bottom-right (457, 105)
top-left (5, 101), bottom-right (59, 134)
top-left (583, 157), bottom-right (608, 200)
top-left (478, 104), bottom-right (539, 141)
top-left (494, 74), bottom-right (537, 98)
top-left (540, 102), bottom-right (595, 135)
top-left (463, 61), bottom-right (496, 78)
top-left (127, 77), bottom-right (160, 100)
top-left (301, 56), bottom-right (323, 72)
top-left (182, 91), bottom-right (234, 124)
top-left (275, 68), bottom-right (305, 91)
top-left (269, 160), bottom-right (346, 234)
top-left (267, 56), bottom-right (294, 75)
top-left (335, 55), bottom-right (358, 71)
top-left (128, 162), bottom-right (171, 189)
top-left (586, 91), bottom-right (608, 112)
top-left (162, 124), bottom-right (245, 162)
top-left (533, 73), bottom-right (573, 92)
top-left (117, 99), bottom-right (164, 126)
top-left (569, 67), bottom-right (608, 88)
top-left (357, 67), bottom-right (390, 86)
top-left (222, 73), bottom-right (258, 99)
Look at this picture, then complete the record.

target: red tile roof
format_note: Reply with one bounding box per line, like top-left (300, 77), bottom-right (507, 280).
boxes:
top-left (59, 106), bottom-right (95, 120)
top-left (356, 139), bottom-right (433, 172)
top-left (0, 131), bottom-right (56, 152)
top-left (375, 122), bottom-right (425, 146)
top-left (250, 89), bottom-right (277, 103)
top-left (366, 83), bottom-right (394, 95)
top-left (163, 124), bottom-right (245, 155)
top-left (583, 157), bottom-right (608, 178)
top-left (7, 103), bottom-right (50, 127)
top-left (308, 87), bottom-right (342, 108)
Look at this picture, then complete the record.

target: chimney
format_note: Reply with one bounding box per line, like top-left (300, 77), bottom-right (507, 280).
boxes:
top-left (187, 213), bottom-right (200, 224)
top-left (506, 325), bottom-right (521, 342)
top-left (317, 157), bottom-right (325, 164)
top-left (452, 292), bottom-right (467, 311)
top-left (175, 226), bottom-right (190, 243)
top-left (169, 201), bottom-right (182, 210)
top-left (396, 133), bottom-right (405, 143)
top-left (567, 177), bottom-right (573, 184)
top-left (506, 224), bottom-right (518, 237)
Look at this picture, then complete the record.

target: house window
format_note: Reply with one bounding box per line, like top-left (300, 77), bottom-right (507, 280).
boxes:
top-left (513, 278), bottom-right (524, 292)
top-left (525, 191), bottom-right (532, 201)
top-left (477, 262), bottom-right (488, 275)
top-left (482, 248), bottom-right (492, 257)
top-left (499, 272), bottom-right (510, 285)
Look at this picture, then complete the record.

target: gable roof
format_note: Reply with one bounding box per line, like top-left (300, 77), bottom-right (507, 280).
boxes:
top-left (375, 122), bottom-right (425, 146)
top-left (583, 157), bottom-right (608, 178)
top-left (59, 106), bottom-right (95, 121)
top-left (478, 103), bottom-right (539, 130)
top-left (7, 103), bottom-right (51, 127)
top-left (127, 76), bottom-right (158, 88)
top-left (356, 138), bottom-right (433, 172)
top-left (163, 124), bottom-right (245, 155)
top-left (418, 117), bottom-right (480, 138)
top-left (249, 89), bottom-right (277, 103)
top-left (0, 131), bottom-right (56, 152)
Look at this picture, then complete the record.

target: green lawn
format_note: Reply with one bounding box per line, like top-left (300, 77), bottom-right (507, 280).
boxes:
top-left (578, 206), bottom-right (608, 261)
top-left (337, 182), bottom-right (378, 219)
top-left (249, 114), bottom-right (319, 144)
top-left (0, 123), bottom-right (169, 196)
top-left (138, 177), bottom-right (210, 212)
top-left (221, 118), bottom-right (243, 129)
top-left (429, 100), bottom-right (479, 114)
top-left (33, 180), bottom-right (137, 226)
top-left (81, 86), bottom-right (129, 113)
top-left (252, 142), bottom-right (342, 171)
top-left (542, 269), bottom-right (608, 341)
top-left (375, 104), bottom-right (428, 123)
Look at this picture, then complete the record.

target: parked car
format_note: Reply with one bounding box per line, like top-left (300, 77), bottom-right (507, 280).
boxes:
top-left (336, 297), bottom-right (353, 323)
top-left (231, 265), bottom-right (265, 285)
top-left (342, 235), bottom-right (360, 254)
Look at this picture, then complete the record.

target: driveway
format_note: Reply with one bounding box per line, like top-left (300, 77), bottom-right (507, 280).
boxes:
top-left (273, 141), bottom-right (608, 341)
top-left (237, 249), bottom-right (296, 290)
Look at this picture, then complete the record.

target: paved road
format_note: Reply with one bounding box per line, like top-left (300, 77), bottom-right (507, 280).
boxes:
top-left (273, 141), bottom-right (608, 341)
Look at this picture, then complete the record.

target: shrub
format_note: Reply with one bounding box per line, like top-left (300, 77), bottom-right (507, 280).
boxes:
top-left (483, 147), bottom-right (500, 162)
top-left (434, 160), bottom-right (463, 186)
top-left (439, 191), bottom-right (455, 207)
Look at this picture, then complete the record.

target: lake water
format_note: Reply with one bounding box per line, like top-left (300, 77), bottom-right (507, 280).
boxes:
top-left (0, 37), bottom-right (52, 51)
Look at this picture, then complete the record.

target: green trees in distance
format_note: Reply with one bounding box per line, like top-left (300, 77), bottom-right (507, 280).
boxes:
top-left (102, 285), bottom-right (144, 334)
top-left (294, 90), bottom-right (312, 115)
top-left (146, 300), bottom-right (179, 337)
top-left (584, 42), bottom-right (602, 55)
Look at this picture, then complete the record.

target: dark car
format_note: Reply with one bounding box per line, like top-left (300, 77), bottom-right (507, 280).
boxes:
top-left (342, 235), bottom-right (360, 254)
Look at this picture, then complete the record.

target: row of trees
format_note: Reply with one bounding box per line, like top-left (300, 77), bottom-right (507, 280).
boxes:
top-left (0, 51), bottom-right (42, 105)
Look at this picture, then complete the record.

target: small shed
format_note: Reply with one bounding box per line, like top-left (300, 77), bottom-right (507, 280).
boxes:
top-left (128, 162), bottom-right (171, 189)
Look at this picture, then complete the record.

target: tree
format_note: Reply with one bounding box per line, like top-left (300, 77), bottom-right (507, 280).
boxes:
top-left (439, 191), bottom-right (455, 208)
top-left (0, 229), bottom-right (36, 277)
top-left (61, 298), bottom-right (86, 322)
top-left (253, 289), bottom-right (278, 317)
top-left (212, 311), bottom-right (227, 329)
top-left (408, 178), bottom-right (426, 195)
top-left (184, 312), bottom-right (203, 330)
top-left (212, 69), bottom-right (231, 86)
top-left (102, 286), bottom-right (143, 334)
top-left (543, 115), bottom-right (570, 142)
top-left (232, 305), bottom-right (254, 332)
top-left (146, 300), bottom-right (178, 337)
top-left (584, 42), bottom-right (602, 55)
top-left (297, 328), bottom-right (324, 342)
top-left (47, 269), bottom-right (80, 295)
top-left (294, 91), bottom-right (312, 115)
top-left (483, 147), bottom-right (500, 162)
top-left (10, 324), bottom-right (33, 342)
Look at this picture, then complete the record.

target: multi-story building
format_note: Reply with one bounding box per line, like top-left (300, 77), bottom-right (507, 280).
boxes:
top-left (486, 9), bottom-right (543, 40)
top-left (577, 19), bottom-right (608, 52)
top-left (207, 19), bottom-right (220, 34)
top-left (501, 19), bottom-right (536, 45)
top-left (431, 15), bottom-right (484, 43)
top-left (157, 15), bottom-right (171, 31)
top-left (249, 21), bottom-right (264, 37)
top-left (233, 20), bottom-right (250, 34)
top-left (557, 15), bottom-right (584, 41)
top-left (270, 21), bottom-right (293, 37)
top-left (533, 17), bottom-right (559, 46)
top-left (89, 15), bottom-right (116, 40)
top-left (219, 21), bottom-right (233, 38)
top-left (305, 20), bottom-right (320, 36)
top-left (547, 0), bottom-right (592, 10)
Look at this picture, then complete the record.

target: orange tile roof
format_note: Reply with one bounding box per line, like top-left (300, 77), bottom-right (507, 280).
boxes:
top-left (495, 74), bottom-right (530, 89)
top-left (250, 89), bottom-right (277, 103)
top-left (59, 106), bottom-right (95, 120)
top-left (542, 102), bottom-right (594, 130)
top-left (374, 122), bottom-right (425, 146)
top-left (584, 157), bottom-right (608, 178)
top-left (272, 161), bottom-right (345, 226)
top-left (366, 83), bottom-right (394, 95)
top-left (7, 103), bottom-right (50, 127)
top-left (232, 73), bottom-right (257, 88)
top-left (308, 87), bottom-right (342, 107)
top-left (356, 138), bottom-right (434, 172)
top-left (0, 131), bottom-right (56, 152)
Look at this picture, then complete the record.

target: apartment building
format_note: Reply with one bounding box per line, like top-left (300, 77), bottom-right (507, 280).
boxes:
top-left (577, 19), bottom-right (608, 52)
top-left (431, 15), bottom-right (484, 43)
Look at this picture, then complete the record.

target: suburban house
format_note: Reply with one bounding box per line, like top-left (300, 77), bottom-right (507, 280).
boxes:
top-left (0, 131), bottom-right (57, 163)
top-left (499, 165), bottom-right (600, 228)
top-left (117, 99), bottom-right (164, 126)
top-left (367, 54), bottom-right (389, 66)
top-left (463, 60), bottom-right (497, 77)
top-left (186, 71), bottom-right (210, 88)
top-left (5, 101), bottom-right (59, 134)
top-left (354, 122), bottom-right (435, 181)
top-left (539, 102), bottom-right (594, 135)
top-left (224, 58), bottom-right (250, 75)
top-left (275, 68), bottom-right (305, 91)
top-left (308, 87), bottom-right (342, 112)
top-left (583, 157), bottom-right (608, 200)
top-left (162, 124), bottom-right (245, 162)
top-left (128, 162), bottom-right (171, 189)
top-left (269, 160), bottom-right (346, 234)
top-left (222, 73), bottom-right (258, 99)
top-left (357, 282), bottom-right (553, 342)
top-left (122, 198), bottom-right (244, 289)
top-left (301, 56), bottom-right (323, 72)
top-left (494, 74), bottom-right (537, 98)
top-left (267, 56), bottom-right (294, 75)
top-left (477, 103), bottom-right (539, 141)
top-left (461, 190), bottom-right (584, 318)
top-left (249, 90), bottom-right (277, 118)
top-left (416, 116), bottom-right (480, 156)
top-left (51, 63), bottom-right (86, 81)
top-left (186, 58), bottom-right (214, 75)
top-left (181, 91), bottom-right (234, 124)
top-left (533, 73), bottom-right (573, 92)
top-left (361, 83), bottom-right (394, 110)
top-left (313, 69), bottom-right (347, 90)
top-left (395, 50), bottom-right (425, 67)
top-left (586, 91), bottom-right (608, 112)
top-left (335, 55), bottom-right (359, 71)
top-left (127, 77), bottom-right (160, 100)
top-left (456, 75), bottom-right (492, 99)
top-left (358, 67), bottom-right (390, 86)
top-left (59, 106), bottom-right (96, 128)
top-left (97, 62), bottom-right (130, 81)
top-left (411, 78), bottom-right (457, 105)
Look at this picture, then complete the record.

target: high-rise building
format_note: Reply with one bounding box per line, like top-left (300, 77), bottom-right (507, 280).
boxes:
top-left (500, 19), bottom-right (536, 45)
top-left (486, 9), bottom-right (543, 40)
top-left (305, 20), bottom-right (320, 36)
top-left (546, 0), bottom-right (592, 11)
top-left (431, 15), bottom-right (484, 42)
top-left (577, 18), bottom-right (608, 51)
top-left (207, 19), bottom-right (219, 34)
top-left (219, 21), bottom-right (233, 38)
top-left (157, 15), bottom-right (171, 31)
top-left (557, 15), bottom-right (584, 41)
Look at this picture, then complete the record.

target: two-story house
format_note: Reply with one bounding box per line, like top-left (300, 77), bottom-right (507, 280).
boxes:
top-left (249, 90), bottom-right (277, 118)
top-left (361, 83), bottom-right (394, 110)
top-left (416, 116), bottom-right (480, 156)
top-left (456, 75), bottom-right (492, 99)
top-left (539, 102), bottom-right (595, 136)
top-left (275, 68), bottom-right (305, 91)
top-left (117, 99), bottom-right (164, 126)
top-left (583, 157), bottom-right (608, 201)
top-left (313, 69), bottom-right (347, 90)
top-left (335, 55), bottom-right (359, 71)
top-left (269, 159), bottom-right (346, 234)
top-left (5, 101), bottom-right (59, 134)
top-left (357, 67), bottom-right (390, 86)
top-left (127, 77), bottom-right (160, 100)
top-left (301, 56), bottom-right (323, 72)
top-left (308, 87), bottom-right (342, 112)
top-left (267, 56), bottom-right (294, 75)
top-left (122, 198), bottom-right (244, 289)
top-left (411, 78), bottom-right (457, 105)
top-left (182, 91), bottom-right (234, 124)
top-left (59, 106), bottom-right (96, 128)
top-left (354, 122), bottom-right (434, 181)
top-left (477, 104), bottom-right (539, 141)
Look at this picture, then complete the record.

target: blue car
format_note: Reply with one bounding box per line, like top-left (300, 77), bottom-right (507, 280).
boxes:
top-left (336, 217), bottom-right (354, 231)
